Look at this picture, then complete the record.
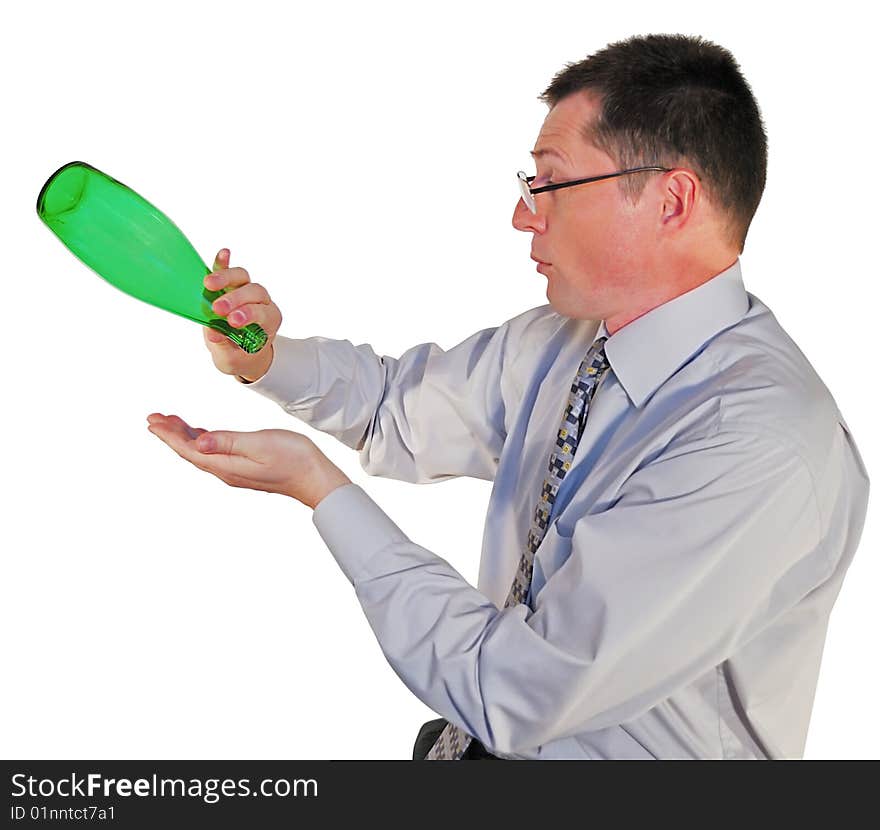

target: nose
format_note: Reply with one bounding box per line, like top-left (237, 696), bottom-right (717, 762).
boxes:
top-left (512, 195), bottom-right (546, 234)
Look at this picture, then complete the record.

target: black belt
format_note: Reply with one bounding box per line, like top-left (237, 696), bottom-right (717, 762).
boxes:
top-left (412, 718), bottom-right (506, 760)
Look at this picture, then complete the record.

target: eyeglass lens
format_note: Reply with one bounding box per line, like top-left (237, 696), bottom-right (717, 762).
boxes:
top-left (518, 172), bottom-right (535, 213)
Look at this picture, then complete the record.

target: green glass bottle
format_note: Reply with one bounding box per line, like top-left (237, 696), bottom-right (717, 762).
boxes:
top-left (36, 160), bottom-right (268, 354)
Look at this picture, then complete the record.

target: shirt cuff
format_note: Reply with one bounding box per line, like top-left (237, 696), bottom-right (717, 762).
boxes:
top-left (311, 483), bottom-right (411, 585)
top-left (235, 335), bottom-right (319, 409)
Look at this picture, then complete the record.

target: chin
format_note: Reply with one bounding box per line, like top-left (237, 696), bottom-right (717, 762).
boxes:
top-left (545, 284), bottom-right (568, 317)
top-left (546, 284), bottom-right (590, 321)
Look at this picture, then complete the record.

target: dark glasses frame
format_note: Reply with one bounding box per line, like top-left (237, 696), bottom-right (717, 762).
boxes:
top-left (517, 167), bottom-right (673, 213)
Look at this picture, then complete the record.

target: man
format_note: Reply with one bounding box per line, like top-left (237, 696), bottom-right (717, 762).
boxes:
top-left (147, 33), bottom-right (870, 759)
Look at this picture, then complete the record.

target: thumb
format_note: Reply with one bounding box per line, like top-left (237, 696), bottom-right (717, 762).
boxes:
top-left (213, 247), bottom-right (230, 271)
top-left (197, 430), bottom-right (241, 455)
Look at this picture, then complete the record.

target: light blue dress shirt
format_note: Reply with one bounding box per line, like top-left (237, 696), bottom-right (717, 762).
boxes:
top-left (241, 258), bottom-right (870, 759)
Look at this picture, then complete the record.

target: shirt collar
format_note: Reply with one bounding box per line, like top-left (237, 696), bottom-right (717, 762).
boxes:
top-left (596, 258), bottom-right (749, 408)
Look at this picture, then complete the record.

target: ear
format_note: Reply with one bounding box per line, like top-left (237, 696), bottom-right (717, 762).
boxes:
top-left (660, 169), bottom-right (700, 230)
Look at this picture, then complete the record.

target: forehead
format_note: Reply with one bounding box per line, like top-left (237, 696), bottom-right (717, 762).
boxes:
top-left (533, 91), bottom-right (602, 162)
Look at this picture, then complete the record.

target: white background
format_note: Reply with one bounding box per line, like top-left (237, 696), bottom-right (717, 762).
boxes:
top-left (2, 0), bottom-right (876, 759)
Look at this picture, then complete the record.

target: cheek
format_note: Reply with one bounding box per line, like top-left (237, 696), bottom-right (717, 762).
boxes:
top-left (555, 207), bottom-right (603, 265)
top-left (610, 217), bottom-right (649, 261)
top-left (579, 199), bottom-right (640, 261)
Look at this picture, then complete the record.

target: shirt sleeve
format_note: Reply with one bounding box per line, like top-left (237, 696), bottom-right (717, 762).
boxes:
top-left (311, 428), bottom-right (826, 757)
top-left (238, 308), bottom-right (544, 483)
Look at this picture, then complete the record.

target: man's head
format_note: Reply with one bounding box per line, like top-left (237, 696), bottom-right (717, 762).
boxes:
top-left (513, 34), bottom-right (767, 331)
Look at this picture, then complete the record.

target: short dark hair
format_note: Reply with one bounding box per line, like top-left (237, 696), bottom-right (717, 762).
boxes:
top-left (539, 34), bottom-right (767, 253)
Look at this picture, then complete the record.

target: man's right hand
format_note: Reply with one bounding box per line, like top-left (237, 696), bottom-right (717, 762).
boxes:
top-left (203, 248), bottom-right (283, 383)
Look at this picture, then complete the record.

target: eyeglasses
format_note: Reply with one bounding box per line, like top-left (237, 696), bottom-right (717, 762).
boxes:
top-left (517, 166), bottom-right (673, 214)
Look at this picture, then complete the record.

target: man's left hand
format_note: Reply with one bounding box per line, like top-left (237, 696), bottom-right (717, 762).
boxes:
top-left (146, 413), bottom-right (352, 509)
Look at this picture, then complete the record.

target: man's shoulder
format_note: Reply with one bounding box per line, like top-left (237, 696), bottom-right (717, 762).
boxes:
top-left (703, 299), bottom-right (841, 459)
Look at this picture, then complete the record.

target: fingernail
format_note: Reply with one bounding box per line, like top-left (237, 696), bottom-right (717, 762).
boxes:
top-left (199, 436), bottom-right (215, 452)
top-left (229, 311), bottom-right (244, 325)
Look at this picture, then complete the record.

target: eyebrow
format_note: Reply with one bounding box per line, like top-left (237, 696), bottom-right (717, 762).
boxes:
top-left (530, 147), bottom-right (569, 162)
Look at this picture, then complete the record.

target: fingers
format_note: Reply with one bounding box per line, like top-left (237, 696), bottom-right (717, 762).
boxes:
top-left (206, 248), bottom-right (251, 291)
top-left (204, 327), bottom-right (228, 345)
top-left (148, 421), bottom-right (219, 477)
top-left (147, 413), bottom-right (208, 441)
top-left (204, 248), bottom-right (281, 335)
top-left (147, 416), bottom-right (257, 490)
top-left (206, 265), bottom-right (251, 290)
top-left (210, 284), bottom-right (281, 334)
top-left (210, 282), bottom-right (268, 317)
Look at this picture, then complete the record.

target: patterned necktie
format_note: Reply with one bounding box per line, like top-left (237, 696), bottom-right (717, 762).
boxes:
top-left (425, 335), bottom-right (610, 760)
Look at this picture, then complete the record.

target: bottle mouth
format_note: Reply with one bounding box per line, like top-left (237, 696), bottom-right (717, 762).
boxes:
top-left (36, 161), bottom-right (94, 222)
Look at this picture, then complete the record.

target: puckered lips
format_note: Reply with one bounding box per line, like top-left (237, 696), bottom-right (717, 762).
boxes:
top-left (531, 253), bottom-right (551, 274)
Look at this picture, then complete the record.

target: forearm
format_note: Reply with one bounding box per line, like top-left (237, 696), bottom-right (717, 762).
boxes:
top-left (310, 483), bottom-right (538, 756)
top-left (234, 335), bottom-right (382, 451)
